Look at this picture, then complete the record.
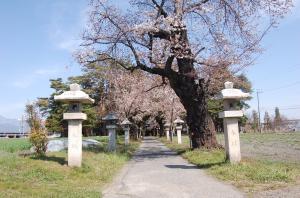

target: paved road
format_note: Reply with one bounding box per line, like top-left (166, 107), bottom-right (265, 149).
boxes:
top-left (103, 137), bottom-right (244, 198)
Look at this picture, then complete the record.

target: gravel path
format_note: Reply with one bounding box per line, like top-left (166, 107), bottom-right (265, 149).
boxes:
top-left (103, 137), bottom-right (244, 198)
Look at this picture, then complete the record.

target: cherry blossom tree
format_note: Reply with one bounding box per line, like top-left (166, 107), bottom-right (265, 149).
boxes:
top-left (79, 0), bottom-right (292, 148)
top-left (105, 67), bottom-right (184, 128)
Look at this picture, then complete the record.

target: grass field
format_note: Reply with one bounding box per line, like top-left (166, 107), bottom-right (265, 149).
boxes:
top-left (160, 132), bottom-right (300, 194)
top-left (0, 138), bottom-right (32, 153)
top-left (0, 136), bottom-right (139, 198)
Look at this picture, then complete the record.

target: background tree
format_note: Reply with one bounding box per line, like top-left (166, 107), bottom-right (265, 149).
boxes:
top-left (207, 67), bottom-right (252, 132)
top-left (38, 78), bottom-right (68, 135)
top-left (39, 76), bottom-right (103, 136)
top-left (104, 66), bottom-right (185, 137)
top-left (251, 110), bottom-right (259, 132)
top-left (263, 111), bottom-right (272, 131)
top-left (274, 107), bottom-right (282, 131)
top-left (78, 0), bottom-right (291, 148)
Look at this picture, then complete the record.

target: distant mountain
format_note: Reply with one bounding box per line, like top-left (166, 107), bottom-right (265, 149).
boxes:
top-left (0, 115), bottom-right (29, 133)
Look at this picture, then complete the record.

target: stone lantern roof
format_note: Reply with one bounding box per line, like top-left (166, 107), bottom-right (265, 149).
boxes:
top-left (54, 84), bottom-right (94, 104)
top-left (121, 118), bottom-right (132, 126)
top-left (102, 112), bottom-right (118, 121)
top-left (216, 82), bottom-right (250, 100)
top-left (174, 118), bottom-right (184, 124)
top-left (164, 122), bottom-right (171, 127)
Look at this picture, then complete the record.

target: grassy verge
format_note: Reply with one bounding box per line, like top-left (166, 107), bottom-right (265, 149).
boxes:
top-left (160, 136), bottom-right (300, 193)
top-left (0, 138), bottom-right (32, 153)
top-left (0, 137), bottom-right (139, 198)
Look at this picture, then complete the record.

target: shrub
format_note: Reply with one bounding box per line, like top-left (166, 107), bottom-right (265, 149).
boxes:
top-left (26, 102), bottom-right (48, 156)
top-left (29, 129), bottom-right (48, 156)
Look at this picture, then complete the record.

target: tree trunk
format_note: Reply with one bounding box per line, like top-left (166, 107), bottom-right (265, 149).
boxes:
top-left (168, 69), bottom-right (219, 149)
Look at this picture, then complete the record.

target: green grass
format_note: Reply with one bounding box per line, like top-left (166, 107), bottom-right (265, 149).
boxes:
top-left (0, 136), bottom-right (140, 198)
top-left (0, 138), bottom-right (32, 153)
top-left (160, 135), bottom-right (300, 193)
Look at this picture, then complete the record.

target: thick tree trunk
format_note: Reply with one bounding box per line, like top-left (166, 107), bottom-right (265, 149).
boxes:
top-left (168, 67), bottom-right (219, 149)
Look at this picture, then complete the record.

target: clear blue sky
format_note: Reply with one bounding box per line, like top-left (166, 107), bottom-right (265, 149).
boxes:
top-left (0, 0), bottom-right (299, 120)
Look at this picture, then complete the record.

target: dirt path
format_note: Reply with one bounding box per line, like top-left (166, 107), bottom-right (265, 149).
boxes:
top-left (103, 137), bottom-right (244, 198)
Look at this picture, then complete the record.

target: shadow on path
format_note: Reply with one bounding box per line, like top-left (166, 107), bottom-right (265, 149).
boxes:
top-left (165, 164), bottom-right (199, 169)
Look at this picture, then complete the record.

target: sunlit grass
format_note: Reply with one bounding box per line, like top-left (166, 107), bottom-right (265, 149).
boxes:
top-left (0, 138), bottom-right (32, 153)
top-left (0, 136), bottom-right (140, 198)
top-left (160, 134), bottom-right (300, 193)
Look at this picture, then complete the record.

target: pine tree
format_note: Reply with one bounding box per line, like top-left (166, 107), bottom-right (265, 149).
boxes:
top-left (263, 111), bottom-right (272, 131)
top-left (274, 107), bottom-right (282, 131)
top-left (252, 110), bottom-right (259, 132)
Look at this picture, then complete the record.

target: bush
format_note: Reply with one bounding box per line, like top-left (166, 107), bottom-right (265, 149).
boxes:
top-left (29, 129), bottom-right (48, 156)
top-left (26, 102), bottom-right (48, 156)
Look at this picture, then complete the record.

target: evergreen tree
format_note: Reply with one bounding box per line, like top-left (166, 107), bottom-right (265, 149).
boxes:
top-left (38, 78), bottom-right (68, 135)
top-left (38, 75), bottom-right (105, 136)
top-left (251, 110), bottom-right (259, 132)
top-left (263, 111), bottom-right (272, 131)
top-left (274, 107), bottom-right (282, 131)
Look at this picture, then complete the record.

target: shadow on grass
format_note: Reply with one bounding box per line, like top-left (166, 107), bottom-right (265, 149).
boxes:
top-left (165, 161), bottom-right (226, 170)
top-left (31, 155), bottom-right (67, 165)
top-left (83, 143), bottom-right (138, 158)
top-left (83, 145), bottom-right (106, 153)
top-left (176, 149), bottom-right (189, 155)
top-left (195, 161), bottom-right (226, 169)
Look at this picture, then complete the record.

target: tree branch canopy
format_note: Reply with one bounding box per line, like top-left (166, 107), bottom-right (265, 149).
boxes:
top-left (79, 0), bottom-right (292, 79)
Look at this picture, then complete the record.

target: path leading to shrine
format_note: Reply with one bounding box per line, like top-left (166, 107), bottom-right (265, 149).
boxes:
top-left (103, 137), bottom-right (244, 198)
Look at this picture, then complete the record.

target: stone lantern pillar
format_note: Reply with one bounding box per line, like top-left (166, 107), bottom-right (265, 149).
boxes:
top-left (54, 84), bottom-right (94, 167)
top-left (103, 113), bottom-right (118, 152)
top-left (121, 118), bottom-right (132, 145)
top-left (217, 82), bottom-right (250, 163)
top-left (164, 123), bottom-right (171, 141)
top-left (174, 118), bottom-right (184, 144)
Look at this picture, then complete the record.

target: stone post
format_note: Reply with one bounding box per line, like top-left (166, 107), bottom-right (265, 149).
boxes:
top-left (121, 118), bottom-right (131, 146)
top-left (166, 130), bottom-right (170, 141)
top-left (125, 129), bottom-right (129, 145)
top-left (176, 127), bottom-right (182, 144)
top-left (103, 113), bottom-right (119, 152)
top-left (107, 125), bottom-right (117, 151)
top-left (218, 82), bottom-right (250, 164)
top-left (67, 118), bottom-right (84, 167)
top-left (164, 123), bottom-right (171, 141)
top-left (174, 118), bottom-right (184, 145)
top-left (223, 117), bottom-right (241, 162)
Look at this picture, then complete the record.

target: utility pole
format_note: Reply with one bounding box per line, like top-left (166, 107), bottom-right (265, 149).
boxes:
top-left (257, 90), bottom-right (262, 133)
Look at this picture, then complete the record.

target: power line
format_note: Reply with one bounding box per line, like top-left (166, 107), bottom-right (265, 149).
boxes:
top-left (260, 106), bottom-right (300, 111)
top-left (260, 81), bottom-right (300, 93)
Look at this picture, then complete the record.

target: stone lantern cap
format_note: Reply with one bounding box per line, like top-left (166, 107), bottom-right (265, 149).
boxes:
top-left (54, 84), bottom-right (94, 104)
top-left (121, 118), bottom-right (132, 126)
top-left (174, 118), bottom-right (184, 124)
top-left (164, 122), bottom-right (171, 127)
top-left (102, 112), bottom-right (118, 122)
top-left (217, 82), bottom-right (250, 100)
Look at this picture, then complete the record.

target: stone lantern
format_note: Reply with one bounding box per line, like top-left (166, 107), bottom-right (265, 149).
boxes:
top-left (164, 123), bottom-right (171, 141)
top-left (54, 83), bottom-right (94, 167)
top-left (217, 81), bottom-right (250, 163)
top-left (174, 118), bottom-right (184, 144)
top-left (121, 118), bottom-right (132, 145)
top-left (102, 113), bottom-right (118, 151)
